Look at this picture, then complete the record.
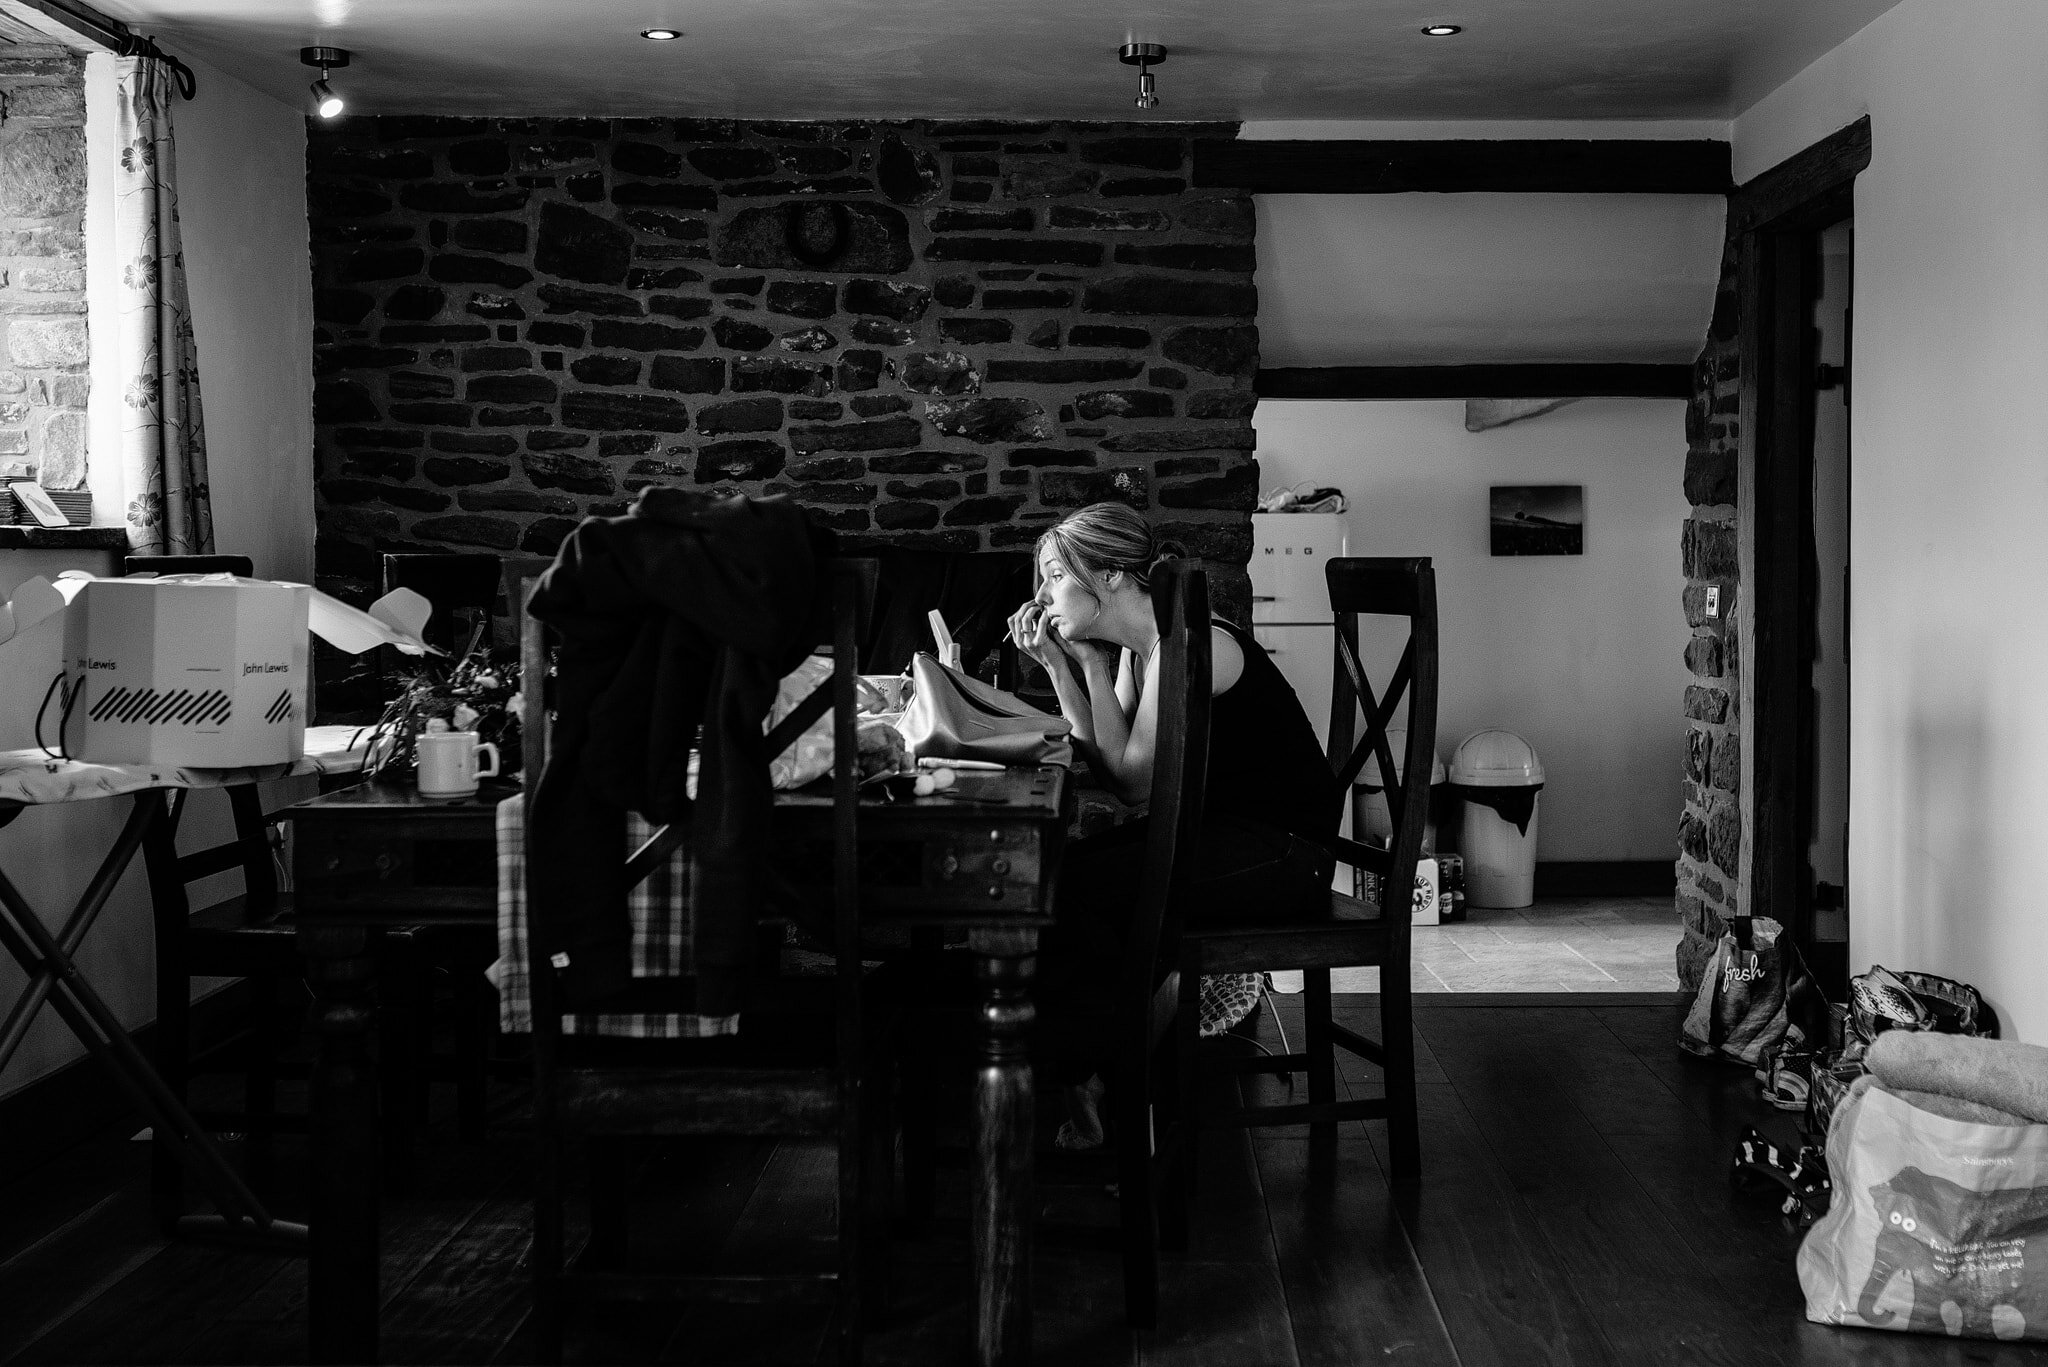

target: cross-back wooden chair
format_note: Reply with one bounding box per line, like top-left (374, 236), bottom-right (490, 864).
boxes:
top-left (519, 557), bottom-right (887, 1365)
top-left (137, 552), bottom-right (490, 1215)
top-left (1108, 559), bottom-right (1213, 1327)
top-left (895, 559), bottom-right (1211, 1331)
top-left (1173, 557), bottom-right (1438, 1189)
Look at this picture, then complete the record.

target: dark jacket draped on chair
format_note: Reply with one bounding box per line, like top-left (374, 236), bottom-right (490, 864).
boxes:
top-left (526, 488), bottom-right (835, 1013)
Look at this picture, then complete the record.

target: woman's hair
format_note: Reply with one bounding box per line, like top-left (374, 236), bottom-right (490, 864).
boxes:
top-left (1036, 502), bottom-right (1184, 599)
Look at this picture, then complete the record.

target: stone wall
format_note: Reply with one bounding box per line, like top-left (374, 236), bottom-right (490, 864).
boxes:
top-left (0, 49), bottom-right (86, 492)
top-left (306, 116), bottom-right (1259, 709)
top-left (1677, 238), bottom-right (1741, 989)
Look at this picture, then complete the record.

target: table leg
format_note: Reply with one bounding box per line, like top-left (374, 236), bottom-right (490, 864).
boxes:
top-left (301, 922), bottom-right (383, 1366)
top-left (968, 925), bottom-right (1037, 1367)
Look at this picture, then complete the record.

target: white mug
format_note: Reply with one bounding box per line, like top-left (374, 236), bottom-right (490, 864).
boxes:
top-left (415, 730), bottom-right (499, 798)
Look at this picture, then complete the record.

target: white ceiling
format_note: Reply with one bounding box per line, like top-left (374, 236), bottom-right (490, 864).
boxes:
top-left (82, 0), bottom-right (1905, 122)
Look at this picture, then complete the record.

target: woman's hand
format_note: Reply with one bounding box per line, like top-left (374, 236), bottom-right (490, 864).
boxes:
top-left (1007, 600), bottom-right (1071, 677)
top-left (1061, 633), bottom-right (1121, 678)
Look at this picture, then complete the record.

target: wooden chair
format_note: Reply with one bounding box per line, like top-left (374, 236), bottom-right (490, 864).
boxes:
top-left (381, 551), bottom-right (512, 1135)
top-left (139, 551), bottom-right (495, 1220)
top-left (521, 558), bottom-right (889, 1364)
top-left (381, 551), bottom-right (503, 654)
top-left (1104, 560), bottom-right (1213, 1327)
top-left (859, 548), bottom-right (1030, 688)
top-left (124, 554), bottom-right (254, 578)
top-left (123, 552), bottom-right (415, 1216)
top-left (1173, 557), bottom-right (1438, 1189)
top-left (896, 560), bottom-right (1212, 1330)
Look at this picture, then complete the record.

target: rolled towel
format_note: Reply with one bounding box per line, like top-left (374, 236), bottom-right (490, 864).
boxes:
top-left (1865, 1031), bottom-right (2048, 1124)
top-left (1853, 1074), bottom-right (2034, 1126)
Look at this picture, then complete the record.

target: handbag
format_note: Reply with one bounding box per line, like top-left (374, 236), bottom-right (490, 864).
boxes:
top-left (896, 651), bottom-right (1074, 768)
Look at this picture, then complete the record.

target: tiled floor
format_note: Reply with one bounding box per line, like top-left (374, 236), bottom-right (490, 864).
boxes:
top-left (1274, 895), bottom-right (1684, 994)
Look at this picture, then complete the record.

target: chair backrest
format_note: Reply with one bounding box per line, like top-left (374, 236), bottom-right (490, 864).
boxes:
top-left (382, 552), bottom-right (502, 654)
top-left (1119, 561), bottom-right (1213, 1018)
top-left (860, 548), bottom-right (1031, 688)
top-left (520, 558), bottom-right (875, 1051)
top-left (123, 554), bottom-right (253, 577)
top-left (1323, 558), bottom-right (1440, 924)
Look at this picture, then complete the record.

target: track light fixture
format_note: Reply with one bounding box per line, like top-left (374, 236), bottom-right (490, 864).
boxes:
top-left (1119, 42), bottom-right (1166, 111)
top-left (299, 46), bottom-right (350, 119)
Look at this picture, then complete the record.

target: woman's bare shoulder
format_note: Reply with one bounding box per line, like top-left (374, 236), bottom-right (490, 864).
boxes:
top-left (1210, 622), bottom-right (1245, 695)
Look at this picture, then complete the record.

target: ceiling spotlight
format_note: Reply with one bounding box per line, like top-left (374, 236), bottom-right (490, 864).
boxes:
top-left (1421, 23), bottom-right (1463, 36)
top-left (1119, 42), bottom-right (1166, 111)
top-left (299, 45), bottom-right (350, 118)
top-left (640, 28), bottom-right (682, 41)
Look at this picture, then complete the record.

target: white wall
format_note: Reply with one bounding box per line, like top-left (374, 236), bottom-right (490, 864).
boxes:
top-left (1731, 0), bottom-right (2048, 1042)
top-left (1, 54), bottom-right (310, 1102)
top-left (1253, 399), bottom-right (1690, 862)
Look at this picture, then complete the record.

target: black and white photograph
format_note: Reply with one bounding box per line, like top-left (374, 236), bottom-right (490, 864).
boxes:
top-left (0, 1), bottom-right (2037, 1363)
top-left (1490, 483), bottom-right (1585, 555)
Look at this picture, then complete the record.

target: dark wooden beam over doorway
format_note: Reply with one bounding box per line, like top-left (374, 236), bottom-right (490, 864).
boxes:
top-left (1256, 364), bottom-right (1694, 401)
top-left (1193, 139), bottom-right (1733, 195)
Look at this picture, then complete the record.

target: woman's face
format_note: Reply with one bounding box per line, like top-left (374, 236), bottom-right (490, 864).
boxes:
top-left (1037, 546), bottom-right (1105, 640)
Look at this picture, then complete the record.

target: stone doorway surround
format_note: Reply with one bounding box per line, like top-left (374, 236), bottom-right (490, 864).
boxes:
top-left (1676, 116), bottom-right (1871, 992)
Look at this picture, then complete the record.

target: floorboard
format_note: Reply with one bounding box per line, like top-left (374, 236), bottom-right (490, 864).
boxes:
top-left (1251, 1134), bottom-right (1458, 1367)
top-left (1419, 1007), bottom-right (1792, 1366)
top-left (1324, 997), bottom-right (1618, 1367)
top-left (9, 1005), bottom-right (2048, 1365)
top-left (0, 1132), bottom-right (148, 1270)
top-left (0, 1183), bottom-right (163, 1363)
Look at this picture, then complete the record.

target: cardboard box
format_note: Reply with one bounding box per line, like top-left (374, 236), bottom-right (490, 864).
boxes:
top-left (0, 572), bottom-right (436, 768)
top-left (58, 576), bottom-right (311, 767)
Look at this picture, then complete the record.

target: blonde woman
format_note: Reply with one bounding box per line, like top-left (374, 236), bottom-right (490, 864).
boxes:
top-left (1007, 503), bottom-right (1339, 1145)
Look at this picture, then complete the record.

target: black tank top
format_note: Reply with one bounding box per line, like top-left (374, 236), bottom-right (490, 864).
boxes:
top-left (1198, 619), bottom-right (1340, 847)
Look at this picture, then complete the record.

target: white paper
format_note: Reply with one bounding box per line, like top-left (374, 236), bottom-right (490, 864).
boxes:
top-left (0, 575), bottom-right (64, 646)
top-left (307, 585), bottom-right (439, 656)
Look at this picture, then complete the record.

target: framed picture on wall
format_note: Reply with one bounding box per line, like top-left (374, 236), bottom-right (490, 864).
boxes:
top-left (1490, 485), bottom-right (1584, 556)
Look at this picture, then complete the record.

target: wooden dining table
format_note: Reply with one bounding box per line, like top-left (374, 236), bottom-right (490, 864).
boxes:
top-left (287, 763), bottom-right (1071, 1367)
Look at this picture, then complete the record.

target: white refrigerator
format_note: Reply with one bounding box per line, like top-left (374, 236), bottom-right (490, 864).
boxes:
top-left (1249, 512), bottom-right (1348, 753)
top-left (1250, 514), bottom-right (1354, 983)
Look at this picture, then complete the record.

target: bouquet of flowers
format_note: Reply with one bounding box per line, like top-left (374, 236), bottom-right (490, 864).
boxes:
top-left (362, 626), bottom-right (522, 778)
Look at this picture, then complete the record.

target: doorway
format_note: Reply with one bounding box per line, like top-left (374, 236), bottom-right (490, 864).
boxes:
top-left (1750, 190), bottom-right (1858, 996)
top-left (1250, 397), bottom-right (1689, 995)
top-left (1809, 222), bottom-right (1852, 972)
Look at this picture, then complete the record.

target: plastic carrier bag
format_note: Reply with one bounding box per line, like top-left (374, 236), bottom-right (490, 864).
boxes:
top-left (1798, 1080), bottom-right (2048, 1342)
top-left (1680, 916), bottom-right (1806, 1067)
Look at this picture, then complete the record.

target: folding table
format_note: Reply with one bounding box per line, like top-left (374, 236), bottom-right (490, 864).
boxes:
top-left (0, 724), bottom-right (369, 1251)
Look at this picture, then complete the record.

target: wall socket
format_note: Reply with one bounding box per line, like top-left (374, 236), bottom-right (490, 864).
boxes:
top-left (1705, 585), bottom-right (1721, 618)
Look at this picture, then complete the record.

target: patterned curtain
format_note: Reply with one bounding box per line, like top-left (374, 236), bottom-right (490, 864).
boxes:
top-left (112, 56), bottom-right (212, 556)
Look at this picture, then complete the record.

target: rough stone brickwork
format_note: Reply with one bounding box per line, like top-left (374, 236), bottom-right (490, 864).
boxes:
top-left (0, 48), bottom-right (87, 492)
top-left (1677, 237), bottom-right (1742, 991)
top-left (306, 117), bottom-right (1258, 711)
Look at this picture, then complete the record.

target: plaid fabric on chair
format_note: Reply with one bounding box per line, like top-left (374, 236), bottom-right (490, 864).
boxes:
top-left (493, 794), bottom-right (738, 1039)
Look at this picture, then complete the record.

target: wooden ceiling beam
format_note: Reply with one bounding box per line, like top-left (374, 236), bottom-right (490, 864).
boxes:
top-left (1193, 139), bottom-right (1733, 195)
top-left (1256, 364), bottom-right (1694, 400)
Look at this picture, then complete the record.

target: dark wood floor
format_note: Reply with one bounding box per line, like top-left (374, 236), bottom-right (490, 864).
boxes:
top-left (4, 998), bottom-right (2046, 1366)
